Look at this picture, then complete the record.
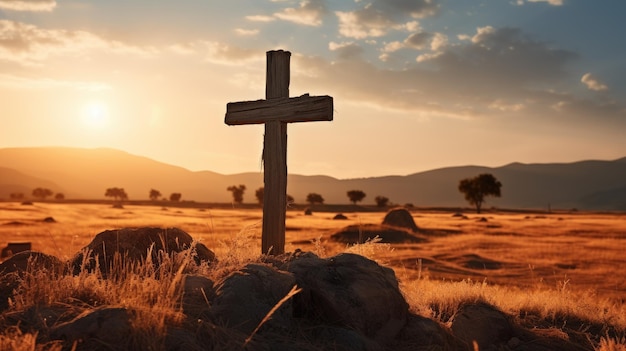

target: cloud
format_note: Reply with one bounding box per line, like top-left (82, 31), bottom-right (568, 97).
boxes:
top-left (179, 41), bottom-right (263, 65)
top-left (274, 0), bottom-right (328, 26)
top-left (0, 73), bottom-right (111, 91)
top-left (0, 0), bottom-right (55, 12)
top-left (581, 73), bottom-right (608, 91)
top-left (245, 15), bottom-right (276, 22)
top-left (515, 0), bottom-right (564, 5)
top-left (0, 20), bottom-right (156, 65)
top-left (329, 41), bottom-right (364, 59)
top-left (235, 28), bottom-right (260, 36)
top-left (292, 25), bottom-right (620, 124)
top-left (336, 0), bottom-right (440, 39)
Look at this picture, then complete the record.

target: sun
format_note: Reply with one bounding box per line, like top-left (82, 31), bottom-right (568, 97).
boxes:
top-left (82, 101), bottom-right (110, 129)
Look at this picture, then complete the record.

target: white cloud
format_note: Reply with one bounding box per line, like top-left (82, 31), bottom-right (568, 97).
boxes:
top-left (245, 15), bottom-right (276, 22)
top-left (0, 20), bottom-right (156, 64)
top-left (0, 73), bottom-right (111, 91)
top-left (235, 28), bottom-right (260, 36)
top-left (581, 73), bottom-right (608, 91)
top-left (336, 0), bottom-right (439, 39)
top-left (0, 0), bottom-right (55, 12)
top-left (524, 0), bottom-right (564, 5)
top-left (329, 41), bottom-right (364, 59)
top-left (274, 0), bottom-right (327, 26)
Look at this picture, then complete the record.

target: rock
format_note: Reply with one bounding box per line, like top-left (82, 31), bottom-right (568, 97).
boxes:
top-left (330, 224), bottom-right (426, 244)
top-left (304, 208), bottom-right (313, 215)
top-left (1, 242), bottom-right (32, 258)
top-left (395, 313), bottom-right (466, 350)
top-left (0, 251), bottom-right (65, 311)
top-left (210, 263), bottom-right (296, 334)
top-left (70, 227), bottom-right (216, 277)
top-left (284, 253), bottom-right (408, 345)
top-left (382, 208), bottom-right (419, 232)
top-left (333, 213), bottom-right (348, 220)
top-left (50, 307), bottom-right (132, 348)
top-left (42, 217), bottom-right (56, 223)
top-left (181, 274), bottom-right (215, 319)
top-left (450, 301), bottom-right (515, 350)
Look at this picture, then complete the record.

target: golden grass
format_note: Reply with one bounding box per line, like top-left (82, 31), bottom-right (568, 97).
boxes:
top-left (1, 202), bottom-right (625, 350)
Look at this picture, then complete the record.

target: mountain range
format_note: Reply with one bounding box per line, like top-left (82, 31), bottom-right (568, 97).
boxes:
top-left (0, 147), bottom-right (625, 210)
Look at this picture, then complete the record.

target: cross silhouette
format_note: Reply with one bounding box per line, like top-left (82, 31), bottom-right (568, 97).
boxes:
top-left (225, 50), bottom-right (333, 255)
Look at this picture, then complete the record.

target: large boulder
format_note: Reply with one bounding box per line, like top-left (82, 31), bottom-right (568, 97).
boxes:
top-left (50, 307), bottom-right (132, 348)
top-left (330, 224), bottom-right (426, 244)
top-left (283, 253), bottom-right (409, 345)
top-left (0, 251), bottom-right (65, 311)
top-left (451, 301), bottom-right (515, 350)
top-left (70, 227), bottom-right (216, 277)
top-left (210, 263), bottom-right (296, 334)
top-left (382, 207), bottom-right (419, 232)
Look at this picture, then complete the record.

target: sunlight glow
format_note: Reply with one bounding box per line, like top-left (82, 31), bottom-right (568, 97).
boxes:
top-left (82, 101), bottom-right (110, 129)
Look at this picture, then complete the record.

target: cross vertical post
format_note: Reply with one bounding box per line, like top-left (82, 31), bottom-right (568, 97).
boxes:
top-left (225, 50), bottom-right (333, 255)
top-left (263, 50), bottom-right (289, 255)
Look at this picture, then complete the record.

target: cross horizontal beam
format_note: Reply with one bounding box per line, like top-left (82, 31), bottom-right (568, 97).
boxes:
top-left (225, 94), bottom-right (333, 125)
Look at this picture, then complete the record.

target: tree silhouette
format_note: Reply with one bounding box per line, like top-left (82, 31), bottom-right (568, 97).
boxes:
top-left (287, 194), bottom-right (295, 205)
top-left (306, 193), bottom-right (324, 205)
top-left (54, 193), bottom-right (65, 201)
top-left (105, 187), bottom-right (128, 202)
top-left (458, 173), bottom-right (502, 214)
top-left (9, 193), bottom-right (24, 200)
top-left (255, 187), bottom-right (264, 205)
top-left (169, 193), bottom-right (182, 202)
top-left (227, 185), bottom-right (246, 204)
top-left (32, 188), bottom-right (53, 200)
top-left (149, 189), bottom-right (161, 201)
top-left (374, 195), bottom-right (389, 208)
top-left (347, 190), bottom-right (366, 205)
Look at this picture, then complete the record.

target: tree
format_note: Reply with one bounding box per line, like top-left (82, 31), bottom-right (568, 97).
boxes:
top-left (374, 196), bottom-right (389, 208)
top-left (255, 187), bottom-right (264, 205)
top-left (306, 193), bottom-right (324, 205)
top-left (458, 173), bottom-right (502, 214)
top-left (346, 190), bottom-right (366, 205)
top-left (105, 187), bottom-right (128, 202)
top-left (287, 194), bottom-right (295, 204)
top-left (32, 188), bottom-right (53, 200)
top-left (169, 193), bottom-right (182, 202)
top-left (54, 193), bottom-right (65, 200)
top-left (9, 193), bottom-right (24, 200)
top-left (227, 185), bottom-right (246, 204)
top-left (149, 189), bottom-right (161, 201)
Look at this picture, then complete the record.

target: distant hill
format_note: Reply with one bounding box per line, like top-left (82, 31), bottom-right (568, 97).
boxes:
top-left (0, 147), bottom-right (625, 210)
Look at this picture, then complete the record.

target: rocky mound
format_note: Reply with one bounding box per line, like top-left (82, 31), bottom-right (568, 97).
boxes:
top-left (382, 207), bottom-right (419, 232)
top-left (330, 224), bottom-right (427, 244)
top-left (0, 227), bottom-right (609, 350)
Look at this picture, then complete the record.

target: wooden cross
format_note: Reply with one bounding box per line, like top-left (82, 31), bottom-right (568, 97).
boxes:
top-left (225, 50), bottom-right (333, 255)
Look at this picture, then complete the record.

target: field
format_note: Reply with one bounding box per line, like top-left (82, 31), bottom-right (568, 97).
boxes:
top-left (1, 202), bottom-right (625, 349)
top-left (2, 202), bottom-right (624, 300)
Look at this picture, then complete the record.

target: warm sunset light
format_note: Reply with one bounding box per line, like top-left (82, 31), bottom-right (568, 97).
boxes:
top-left (82, 101), bottom-right (110, 130)
top-left (0, 1), bottom-right (624, 178)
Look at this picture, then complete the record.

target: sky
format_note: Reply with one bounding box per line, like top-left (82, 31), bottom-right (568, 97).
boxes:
top-left (1, 0), bottom-right (625, 179)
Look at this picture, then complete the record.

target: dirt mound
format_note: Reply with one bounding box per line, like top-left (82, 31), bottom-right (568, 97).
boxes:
top-left (382, 207), bottom-right (419, 232)
top-left (69, 227), bottom-right (216, 277)
top-left (330, 224), bottom-right (427, 244)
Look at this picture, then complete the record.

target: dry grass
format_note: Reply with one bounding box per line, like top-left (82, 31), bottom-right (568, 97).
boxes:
top-left (1, 202), bottom-right (625, 350)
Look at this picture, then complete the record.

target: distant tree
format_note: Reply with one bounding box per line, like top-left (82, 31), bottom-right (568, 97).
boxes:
top-left (374, 196), bottom-right (389, 208)
top-left (32, 188), bottom-right (53, 200)
top-left (346, 190), bottom-right (366, 205)
top-left (227, 185), bottom-right (246, 204)
top-left (105, 187), bottom-right (128, 202)
top-left (306, 193), bottom-right (324, 205)
top-left (287, 194), bottom-right (295, 205)
top-left (149, 189), bottom-right (161, 201)
top-left (458, 173), bottom-right (502, 214)
top-left (169, 193), bottom-right (182, 202)
top-left (255, 187), bottom-right (264, 205)
top-left (54, 193), bottom-right (65, 201)
top-left (9, 193), bottom-right (24, 200)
